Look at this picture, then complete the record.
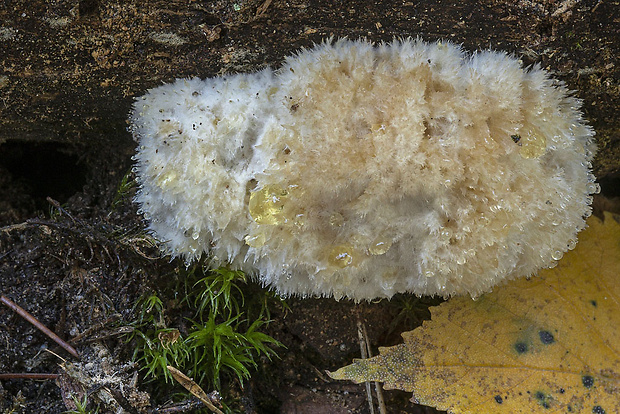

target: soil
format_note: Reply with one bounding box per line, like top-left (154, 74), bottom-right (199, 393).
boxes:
top-left (0, 189), bottom-right (444, 413)
top-left (0, 1), bottom-right (618, 413)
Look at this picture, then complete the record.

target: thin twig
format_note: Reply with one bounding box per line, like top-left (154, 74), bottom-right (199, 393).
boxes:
top-left (357, 320), bottom-right (375, 414)
top-left (150, 399), bottom-right (204, 413)
top-left (68, 313), bottom-right (122, 344)
top-left (46, 197), bottom-right (83, 226)
top-left (256, 0), bottom-right (272, 16)
top-left (362, 323), bottom-right (387, 414)
top-left (0, 373), bottom-right (59, 380)
top-left (0, 222), bottom-right (28, 234)
top-left (0, 295), bottom-right (79, 359)
top-left (27, 218), bottom-right (108, 245)
top-left (310, 364), bottom-right (331, 383)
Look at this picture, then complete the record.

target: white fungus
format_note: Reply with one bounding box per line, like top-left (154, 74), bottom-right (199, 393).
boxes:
top-left (130, 38), bottom-right (597, 301)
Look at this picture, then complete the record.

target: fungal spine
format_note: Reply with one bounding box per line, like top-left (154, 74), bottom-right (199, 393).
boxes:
top-left (131, 38), bottom-right (597, 301)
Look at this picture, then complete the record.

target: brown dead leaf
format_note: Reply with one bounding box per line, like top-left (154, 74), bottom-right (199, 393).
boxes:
top-left (330, 213), bottom-right (620, 413)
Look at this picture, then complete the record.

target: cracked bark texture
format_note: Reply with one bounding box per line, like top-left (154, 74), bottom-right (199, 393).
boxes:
top-left (0, 0), bottom-right (617, 177)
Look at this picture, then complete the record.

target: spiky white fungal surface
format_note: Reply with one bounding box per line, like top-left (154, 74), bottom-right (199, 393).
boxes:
top-left (131, 38), bottom-right (597, 301)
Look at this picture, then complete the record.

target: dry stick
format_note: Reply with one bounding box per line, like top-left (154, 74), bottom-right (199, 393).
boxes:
top-left (361, 322), bottom-right (387, 414)
top-left (68, 313), bottom-right (122, 344)
top-left (167, 366), bottom-right (225, 414)
top-left (255, 0), bottom-right (272, 16)
top-left (0, 222), bottom-right (28, 234)
top-left (150, 400), bottom-right (204, 414)
top-left (0, 373), bottom-right (59, 380)
top-left (357, 320), bottom-right (375, 414)
top-left (46, 196), bottom-right (82, 226)
top-left (0, 295), bottom-right (79, 359)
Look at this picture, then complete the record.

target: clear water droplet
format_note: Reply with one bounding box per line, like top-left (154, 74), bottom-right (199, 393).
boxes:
top-left (587, 182), bottom-right (601, 195)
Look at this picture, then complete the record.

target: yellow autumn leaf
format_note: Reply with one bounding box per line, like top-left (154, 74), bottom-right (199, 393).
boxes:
top-left (330, 212), bottom-right (620, 413)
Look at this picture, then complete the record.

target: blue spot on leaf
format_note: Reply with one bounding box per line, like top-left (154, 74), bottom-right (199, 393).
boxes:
top-left (539, 330), bottom-right (555, 344)
top-left (582, 375), bottom-right (594, 388)
top-left (514, 341), bottom-right (528, 354)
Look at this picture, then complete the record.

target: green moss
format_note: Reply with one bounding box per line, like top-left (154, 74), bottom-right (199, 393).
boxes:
top-left (62, 395), bottom-right (99, 414)
top-left (111, 169), bottom-right (136, 211)
top-left (126, 263), bottom-right (285, 409)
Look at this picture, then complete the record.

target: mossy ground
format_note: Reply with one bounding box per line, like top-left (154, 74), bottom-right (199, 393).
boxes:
top-left (0, 165), bottom-right (445, 412)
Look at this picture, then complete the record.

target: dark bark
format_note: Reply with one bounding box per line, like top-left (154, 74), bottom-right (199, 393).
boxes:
top-left (1, 0), bottom-right (617, 176)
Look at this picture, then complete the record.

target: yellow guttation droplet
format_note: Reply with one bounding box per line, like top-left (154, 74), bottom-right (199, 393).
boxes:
top-left (329, 244), bottom-right (356, 268)
top-left (249, 184), bottom-right (289, 225)
top-left (245, 233), bottom-right (266, 247)
top-left (369, 237), bottom-right (392, 255)
top-left (519, 130), bottom-right (547, 159)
